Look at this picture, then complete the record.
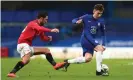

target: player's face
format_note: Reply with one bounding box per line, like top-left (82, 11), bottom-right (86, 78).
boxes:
top-left (40, 16), bottom-right (48, 26)
top-left (93, 9), bottom-right (103, 19)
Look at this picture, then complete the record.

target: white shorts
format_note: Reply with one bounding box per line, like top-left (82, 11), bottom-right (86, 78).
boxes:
top-left (17, 43), bottom-right (34, 58)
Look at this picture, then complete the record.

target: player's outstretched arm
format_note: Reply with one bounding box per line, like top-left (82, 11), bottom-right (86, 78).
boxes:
top-left (72, 19), bottom-right (83, 24)
top-left (72, 14), bottom-right (89, 24)
top-left (50, 28), bottom-right (59, 33)
top-left (72, 18), bottom-right (80, 24)
top-left (29, 22), bottom-right (51, 32)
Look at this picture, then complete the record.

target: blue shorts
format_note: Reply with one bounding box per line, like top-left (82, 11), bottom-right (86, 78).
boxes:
top-left (80, 37), bottom-right (95, 56)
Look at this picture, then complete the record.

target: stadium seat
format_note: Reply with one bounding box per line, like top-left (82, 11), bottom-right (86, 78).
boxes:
top-left (3, 26), bottom-right (23, 38)
top-left (13, 11), bottom-right (32, 22)
top-left (60, 12), bottom-right (77, 22)
top-left (1, 11), bottom-right (15, 22)
top-left (48, 11), bottom-right (60, 22)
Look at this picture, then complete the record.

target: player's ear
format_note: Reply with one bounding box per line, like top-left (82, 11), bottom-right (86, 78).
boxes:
top-left (45, 16), bottom-right (48, 20)
top-left (93, 9), bottom-right (96, 14)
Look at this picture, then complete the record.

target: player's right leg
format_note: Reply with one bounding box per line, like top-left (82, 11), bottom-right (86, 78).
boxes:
top-left (63, 41), bottom-right (94, 71)
top-left (32, 47), bottom-right (65, 70)
top-left (63, 52), bottom-right (93, 72)
top-left (65, 52), bottom-right (93, 64)
top-left (7, 43), bottom-right (33, 78)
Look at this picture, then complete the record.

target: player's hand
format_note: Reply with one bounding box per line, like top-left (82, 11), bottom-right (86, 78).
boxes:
top-left (76, 19), bottom-right (83, 24)
top-left (94, 45), bottom-right (105, 52)
top-left (51, 28), bottom-right (59, 33)
top-left (48, 36), bottom-right (52, 41)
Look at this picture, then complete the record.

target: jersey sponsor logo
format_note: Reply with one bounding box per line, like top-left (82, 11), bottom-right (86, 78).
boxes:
top-left (90, 26), bottom-right (97, 34)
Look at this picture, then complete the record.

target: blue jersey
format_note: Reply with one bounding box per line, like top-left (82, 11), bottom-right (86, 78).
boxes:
top-left (72, 14), bottom-right (106, 47)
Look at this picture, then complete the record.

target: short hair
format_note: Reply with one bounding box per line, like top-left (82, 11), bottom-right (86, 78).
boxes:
top-left (37, 11), bottom-right (48, 19)
top-left (94, 4), bottom-right (104, 12)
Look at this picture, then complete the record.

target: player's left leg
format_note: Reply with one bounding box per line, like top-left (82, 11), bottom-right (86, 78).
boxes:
top-left (32, 47), bottom-right (65, 70)
top-left (95, 51), bottom-right (103, 75)
top-left (95, 45), bottom-right (108, 76)
top-left (8, 53), bottom-right (32, 78)
top-left (7, 43), bottom-right (33, 78)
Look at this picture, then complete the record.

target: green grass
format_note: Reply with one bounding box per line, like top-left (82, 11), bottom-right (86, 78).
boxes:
top-left (1, 58), bottom-right (133, 80)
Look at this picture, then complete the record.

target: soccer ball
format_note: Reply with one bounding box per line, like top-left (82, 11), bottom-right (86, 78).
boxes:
top-left (101, 64), bottom-right (109, 72)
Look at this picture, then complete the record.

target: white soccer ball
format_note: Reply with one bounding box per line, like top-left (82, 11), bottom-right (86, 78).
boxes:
top-left (102, 64), bottom-right (109, 71)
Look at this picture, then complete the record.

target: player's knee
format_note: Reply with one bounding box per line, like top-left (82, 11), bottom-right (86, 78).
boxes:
top-left (85, 56), bottom-right (92, 62)
top-left (22, 59), bottom-right (30, 64)
top-left (96, 47), bottom-right (104, 52)
top-left (85, 53), bottom-right (93, 62)
top-left (97, 49), bottom-right (104, 52)
top-left (22, 55), bottom-right (31, 64)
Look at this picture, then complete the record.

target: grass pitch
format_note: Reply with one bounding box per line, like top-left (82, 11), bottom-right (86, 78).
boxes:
top-left (1, 58), bottom-right (133, 80)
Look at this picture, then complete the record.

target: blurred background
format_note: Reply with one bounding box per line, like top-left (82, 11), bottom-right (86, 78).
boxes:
top-left (1, 1), bottom-right (133, 58)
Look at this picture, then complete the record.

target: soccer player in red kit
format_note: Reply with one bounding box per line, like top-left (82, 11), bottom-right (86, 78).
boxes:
top-left (7, 11), bottom-right (65, 78)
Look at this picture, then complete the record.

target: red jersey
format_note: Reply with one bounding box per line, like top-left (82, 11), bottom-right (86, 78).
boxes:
top-left (18, 20), bottom-right (51, 46)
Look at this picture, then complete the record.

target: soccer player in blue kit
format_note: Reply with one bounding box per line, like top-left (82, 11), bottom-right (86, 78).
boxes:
top-left (63, 4), bottom-right (109, 76)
